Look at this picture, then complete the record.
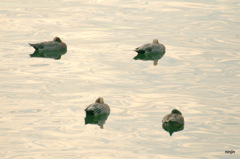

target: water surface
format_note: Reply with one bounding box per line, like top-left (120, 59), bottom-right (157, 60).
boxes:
top-left (0, 0), bottom-right (240, 158)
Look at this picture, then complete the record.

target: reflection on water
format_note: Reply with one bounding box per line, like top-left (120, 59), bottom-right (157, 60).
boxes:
top-left (133, 51), bottom-right (165, 66)
top-left (30, 49), bottom-right (67, 60)
top-left (85, 114), bottom-right (110, 129)
top-left (162, 122), bottom-right (184, 136)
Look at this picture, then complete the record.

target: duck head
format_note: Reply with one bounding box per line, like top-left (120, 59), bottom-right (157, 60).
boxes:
top-left (95, 97), bottom-right (104, 104)
top-left (53, 37), bottom-right (62, 43)
top-left (152, 39), bottom-right (159, 44)
top-left (171, 109), bottom-right (182, 115)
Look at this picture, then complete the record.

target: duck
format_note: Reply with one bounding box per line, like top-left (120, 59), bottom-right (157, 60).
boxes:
top-left (29, 37), bottom-right (67, 51)
top-left (162, 109), bottom-right (184, 125)
top-left (85, 97), bottom-right (110, 115)
top-left (134, 39), bottom-right (165, 54)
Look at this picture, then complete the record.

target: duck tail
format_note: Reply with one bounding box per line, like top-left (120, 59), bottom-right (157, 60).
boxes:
top-left (135, 49), bottom-right (145, 54)
top-left (29, 43), bottom-right (38, 50)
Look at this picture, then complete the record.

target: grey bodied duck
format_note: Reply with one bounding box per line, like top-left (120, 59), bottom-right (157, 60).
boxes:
top-left (29, 37), bottom-right (67, 52)
top-left (134, 39), bottom-right (165, 54)
top-left (85, 97), bottom-right (110, 115)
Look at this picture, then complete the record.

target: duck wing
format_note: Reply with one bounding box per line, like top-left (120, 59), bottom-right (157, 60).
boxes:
top-left (85, 103), bottom-right (102, 115)
top-left (85, 103), bottom-right (110, 115)
top-left (29, 41), bottom-right (59, 50)
top-left (42, 42), bottom-right (61, 51)
top-left (150, 43), bottom-right (165, 53)
top-left (162, 114), bottom-right (184, 124)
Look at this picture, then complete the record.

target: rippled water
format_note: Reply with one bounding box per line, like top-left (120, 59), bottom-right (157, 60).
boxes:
top-left (0, 0), bottom-right (240, 158)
